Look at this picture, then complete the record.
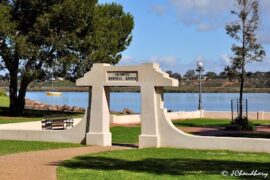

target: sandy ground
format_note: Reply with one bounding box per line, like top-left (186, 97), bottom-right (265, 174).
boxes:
top-left (0, 145), bottom-right (130, 180)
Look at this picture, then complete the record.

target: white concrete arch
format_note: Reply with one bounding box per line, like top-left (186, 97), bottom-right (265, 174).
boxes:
top-left (77, 63), bottom-right (270, 153)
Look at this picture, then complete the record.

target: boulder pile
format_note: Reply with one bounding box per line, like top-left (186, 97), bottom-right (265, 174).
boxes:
top-left (24, 99), bottom-right (85, 112)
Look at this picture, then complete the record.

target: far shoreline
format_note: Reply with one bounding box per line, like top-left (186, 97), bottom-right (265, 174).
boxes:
top-left (1, 86), bottom-right (269, 93)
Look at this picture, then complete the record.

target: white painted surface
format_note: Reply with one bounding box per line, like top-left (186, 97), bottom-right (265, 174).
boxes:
top-left (0, 118), bottom-right (81, 130)
top-left (0, 113), bottom-right (87, 143)
top-left (1, 63), bottom-right (270, 153)
top-left (77, 63), bottom-right (178, 146)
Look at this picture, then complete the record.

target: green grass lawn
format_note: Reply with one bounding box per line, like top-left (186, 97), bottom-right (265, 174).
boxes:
top-left (0, 140), bottom-right (83, 155)
top-left (0, 116), bottom-right (42, 124)
top-left (0, 95), bottom-right (9, 107)
top-left (0, 95), bottom-right (44, 123)
top-left (57, 148), bottom-right (270, 180)
top-left (111, 126), bottom-right (140, 144)
top-left (110, 119), bottom-right (270, 145)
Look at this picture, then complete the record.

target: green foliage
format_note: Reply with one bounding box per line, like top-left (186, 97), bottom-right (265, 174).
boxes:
top-left (57, 148), bottom-right (270, 179)
top-left (225, 0), bottom-right (265, 123)
top-left (0, 140), bottom-right (82, 155)
top-left (205, 71), bottom-right (217, 79)
top-left (184, 69), bottom-right (196, 80)
top-left (0, 0), bottom-right (134, 114)
top-left (231, 116), bottom-right (255, 131)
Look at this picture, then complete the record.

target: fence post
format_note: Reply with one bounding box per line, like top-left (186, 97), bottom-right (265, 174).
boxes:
top-left (231, 99), bottom-right (234, 123)
top-left (236, 98), bottom-right (239, 116)
top-left (246, 99), bottom-right (248, 120)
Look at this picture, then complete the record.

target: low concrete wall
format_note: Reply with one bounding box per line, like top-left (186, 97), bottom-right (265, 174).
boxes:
top-left (110, 111), bottom-right (203, 124)
top-left (110, 110), bottom-right (270, 124)
top-left (204, 111), bottom-right (270, 120)
top-left (0, 112), bottom-right (87, 143)
top-left (110, 114), bottom-right (141, 124)
top-left (167, 111), bottom-right (203, 120)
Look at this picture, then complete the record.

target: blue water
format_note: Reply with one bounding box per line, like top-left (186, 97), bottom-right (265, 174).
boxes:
top-left (26, 92), bottom-right (270, 113)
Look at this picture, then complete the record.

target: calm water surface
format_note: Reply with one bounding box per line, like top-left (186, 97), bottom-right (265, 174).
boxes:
top-left (26, 92), bottom-right (270, 113)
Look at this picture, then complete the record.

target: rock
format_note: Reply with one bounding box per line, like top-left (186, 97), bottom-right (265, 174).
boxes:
top-left (73, 107), bottom-right (80, 112)
top-left (79, 107), bottom-right (85, 112)
top-left (122, 108), bottom-right (134, 115)
top-left (24, 98), bottom-right (85, 113)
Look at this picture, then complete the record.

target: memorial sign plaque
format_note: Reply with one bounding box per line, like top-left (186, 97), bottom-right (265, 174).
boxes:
top-left (107, 71), bottom-right (138, 81)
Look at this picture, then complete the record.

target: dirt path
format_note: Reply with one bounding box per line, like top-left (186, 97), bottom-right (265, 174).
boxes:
top-left (0, 146), bottom-right (131, 180)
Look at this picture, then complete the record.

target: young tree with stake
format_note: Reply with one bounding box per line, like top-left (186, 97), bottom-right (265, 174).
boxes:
top-left (226, 0), bottom-right (265, 129)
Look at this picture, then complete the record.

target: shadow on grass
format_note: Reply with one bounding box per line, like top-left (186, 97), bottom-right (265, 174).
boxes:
top-left (0, 107), bottom-right (83, 118)
top-left (60, 156), bottom-right (270, 178)
top-left (173, 122), bottom-right (229, 128)
top-left (112, 143), bottom-right (138, 148)
top-left (188, 129), bottom-right (270, 139)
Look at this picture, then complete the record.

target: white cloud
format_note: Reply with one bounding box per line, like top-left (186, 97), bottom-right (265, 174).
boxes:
top-left (167, 0), bottom-right (270, 34)
top-left (118, 56), bottom-right (138, 66)
top-left (117, 54), bottom-right (270, 75)
top-left (246, 56), bottom-right (270, 72)
top-left (151, 5), bottom-right (167, 16)
top-left (219, 54), bottom-right (231, 64)
top-left (169, 0), bottom-right (233, 31)
top-left (259, 31), bottom-right (270, 45)
top-left (147, 56), bottom-right (178, 68)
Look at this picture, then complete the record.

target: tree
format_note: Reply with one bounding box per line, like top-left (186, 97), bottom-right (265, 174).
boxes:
top-left (205, 71), bottom-right (217, 80)
top-left (0, 0), bottom-right (134, 115)
top-left (184, 69), bottom-right (196, 80)
top-left (218, 71), bottom-right (227, 79)
top-left (226, 0), bottom-right (265, 128)
top-left (224, 65), bottom-right (237, 81)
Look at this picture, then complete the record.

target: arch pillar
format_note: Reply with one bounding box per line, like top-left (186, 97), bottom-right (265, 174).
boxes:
top-left (86, 85), bottom-right (111, 146)
top-left (139, 86), bottom-right (164, 148)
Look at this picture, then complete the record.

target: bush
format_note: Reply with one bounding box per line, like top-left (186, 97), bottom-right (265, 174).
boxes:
top-left (226, 116), bottom-right (255, 131)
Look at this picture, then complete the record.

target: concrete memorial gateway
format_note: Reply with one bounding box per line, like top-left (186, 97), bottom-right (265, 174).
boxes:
top-left (0, 63), bottom-right (270, 153)
top-left (76, 63), bottom-right (179, 147)
top-left (76, 63), bottom-right (270, 152)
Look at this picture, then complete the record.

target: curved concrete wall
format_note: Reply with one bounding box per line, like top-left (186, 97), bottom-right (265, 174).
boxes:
top-left (0, 112), bottom-right (87, 144)
top-left (158, 109), bottom-right (270, 153)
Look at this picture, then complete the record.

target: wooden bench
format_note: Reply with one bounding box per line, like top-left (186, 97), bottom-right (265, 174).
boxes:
top-left (42, 115), bottom-right (74, 130)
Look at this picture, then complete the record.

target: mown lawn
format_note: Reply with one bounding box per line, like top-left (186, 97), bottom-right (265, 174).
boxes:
top-left (57, 148), bottom-right (270, 180)
top-left (0, 140), bottom-right (83, 155)
top-left (110, 119), bottom-right (270, 145)
top-left (0, 95), bottom-right (9, 107)
top-left (111, 126), bottom-right (140, 144)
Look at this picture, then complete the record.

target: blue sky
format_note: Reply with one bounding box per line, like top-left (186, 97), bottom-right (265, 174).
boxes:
top-left (99, 0), bottom-right (270, 74)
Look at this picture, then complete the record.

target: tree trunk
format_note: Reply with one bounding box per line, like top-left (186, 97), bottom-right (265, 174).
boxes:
top-left (239, 73), bottom-right (244, 119)
top-left (9, 69), bottom-right (18, 115)
top-left (16, 76), bottom-right (31, 115)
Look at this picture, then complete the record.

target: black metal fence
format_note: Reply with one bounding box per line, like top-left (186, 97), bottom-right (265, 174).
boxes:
top-left (231, 98), bottom-right (248, 122)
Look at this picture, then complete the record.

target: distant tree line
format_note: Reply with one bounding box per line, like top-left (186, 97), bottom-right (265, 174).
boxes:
top-left (166, 69), bottom-right (270, 85)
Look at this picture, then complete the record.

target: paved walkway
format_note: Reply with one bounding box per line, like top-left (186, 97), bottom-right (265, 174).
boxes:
top-left (0, 146), bottom-right (130, 180)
